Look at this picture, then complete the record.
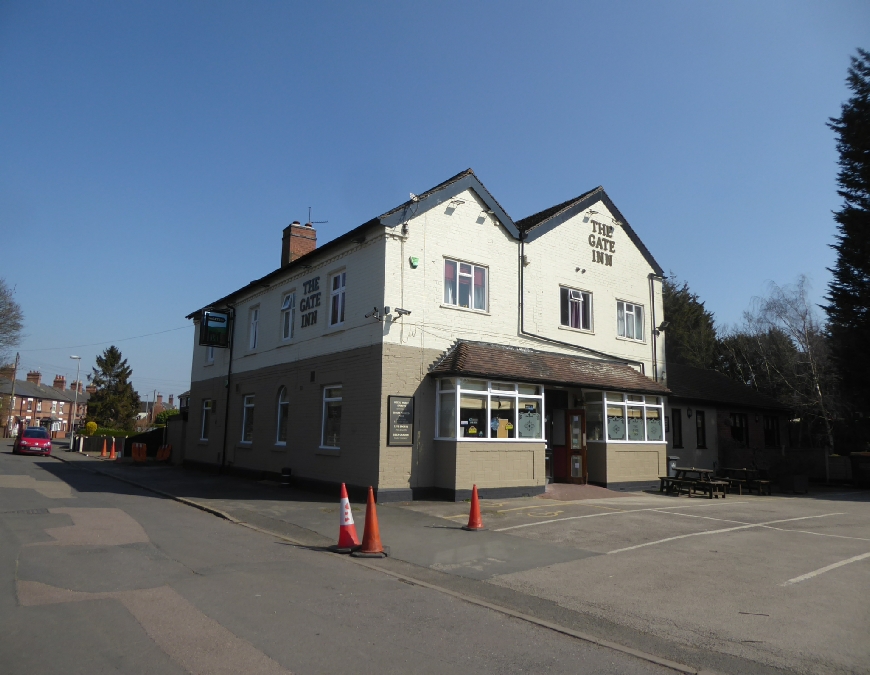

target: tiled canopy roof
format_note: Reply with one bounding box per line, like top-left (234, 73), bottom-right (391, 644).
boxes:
top-left (666, 363), bottom-right (788, 410)
top-left (429, 341), bottom-right (669, 395)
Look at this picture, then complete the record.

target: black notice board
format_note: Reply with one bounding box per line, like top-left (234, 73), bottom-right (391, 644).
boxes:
top-left (388, 396), bottom-right (414, 446)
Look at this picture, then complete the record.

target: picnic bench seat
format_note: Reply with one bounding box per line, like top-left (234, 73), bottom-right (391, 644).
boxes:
top-left (690, 479), bottom-right (728, 499)
top-left (660, 476), bottom-right (695, 495)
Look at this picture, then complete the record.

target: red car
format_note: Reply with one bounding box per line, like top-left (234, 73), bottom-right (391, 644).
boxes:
top-left (13, 427), bottom-right (52, 456)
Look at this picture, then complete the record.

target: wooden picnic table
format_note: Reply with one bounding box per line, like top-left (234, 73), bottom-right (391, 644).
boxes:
top-left (719, 467), bottom-right (771, 496)
top-left (659, 467), bottom-right (727, 499)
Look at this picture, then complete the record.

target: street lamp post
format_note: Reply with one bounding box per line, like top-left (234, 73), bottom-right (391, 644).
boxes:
top-left (69, 356), bottom-right (81, 452)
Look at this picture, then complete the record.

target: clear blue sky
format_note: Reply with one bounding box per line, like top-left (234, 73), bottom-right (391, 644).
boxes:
top-left (1, 1), bottom-right (867, 399)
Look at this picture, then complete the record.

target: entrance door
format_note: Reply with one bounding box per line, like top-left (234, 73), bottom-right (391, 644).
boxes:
top-left (565, 409), bottom-right (587, 484)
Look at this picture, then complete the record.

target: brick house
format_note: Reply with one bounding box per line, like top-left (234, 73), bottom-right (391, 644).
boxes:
top-left (1, 371), bottom-right (91, 438)
top-left (183, 169), bottom-right (670, 500)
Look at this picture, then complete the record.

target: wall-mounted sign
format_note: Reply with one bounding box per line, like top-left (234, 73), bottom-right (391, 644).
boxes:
top-left (199, 310), bottom-right (231, 347)
top-left (300, 276), bottom-right (321, 328)
top-left (588, 220), bottom-right (615, 267)
top-left (388, 395), bottom-right (414, 446)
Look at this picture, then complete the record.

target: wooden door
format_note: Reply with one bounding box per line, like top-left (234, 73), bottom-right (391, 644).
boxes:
top-left (566, 409), bottom-right (587, 484)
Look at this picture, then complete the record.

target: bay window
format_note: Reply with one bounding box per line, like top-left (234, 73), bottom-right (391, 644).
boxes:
top-left (600, 392), bottom-right (663, 443)
top-left (436, 379), bottom-right (543, 440)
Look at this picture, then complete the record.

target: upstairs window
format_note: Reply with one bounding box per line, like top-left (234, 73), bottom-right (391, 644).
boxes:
top-left (329, 273), bottom-right (346, 326)
top-left (617, 301), bottom-right (644, 341)
top-left (249, 307), bottom-right (259, 349)
top-left (51, 401), bottom-right (57, 413)
top-left (444, 259), bottom-right (487, 311)
top-left (560, 287), bottom-right (592, 331)
top-left (281, 292), bottom-right (296, 340)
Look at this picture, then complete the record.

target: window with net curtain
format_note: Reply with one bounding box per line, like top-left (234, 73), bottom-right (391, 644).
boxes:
top-left (616, 301), bottom-right (643, 340)
top-left (444, 259), bottom-right (486, 310)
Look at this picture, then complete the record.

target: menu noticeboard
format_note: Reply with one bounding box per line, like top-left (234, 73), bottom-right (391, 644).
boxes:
top-left (388, 396), bottom-right (414, 446)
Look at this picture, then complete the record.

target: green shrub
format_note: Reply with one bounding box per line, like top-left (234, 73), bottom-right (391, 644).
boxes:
top-left (93, 427), bottom-right (135, 437)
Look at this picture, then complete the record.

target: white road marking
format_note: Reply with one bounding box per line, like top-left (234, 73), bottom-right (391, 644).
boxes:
top-left (781, 551), bottom-right (870, 586)
top-left (606, 513), bottom-right (843, 554)
top-left (493, 501), bottom-right (748, 531)
top-left (658, 510), bottom-right (870, 542)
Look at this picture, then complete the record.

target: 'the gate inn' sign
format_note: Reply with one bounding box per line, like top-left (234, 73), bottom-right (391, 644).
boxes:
top-left (300, 276), bottom-right (321, 328)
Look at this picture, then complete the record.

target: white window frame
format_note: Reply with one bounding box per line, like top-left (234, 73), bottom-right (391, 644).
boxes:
top-left (320, 385), bottom-right (342, 449)
top-left (51, 401), bottom-right (57, 413)
top-left (249, 306), bottom-right (260, 350)
top-left (329, 273), bottom-right (346, 327)
top-left (200, 400), bottom-right (212, 441)
top-left (36, 399), bottom-right (42, 412)
top-left (560, 286), bottom-right (593, 332)
top-left (281, 291), bottom-right (296, 340)
top-left (241, 395), bottom-right (255, 443)
top-left (276, 387), bottom-right (289, 445)
top-left (206, 345), bottom-right (215, 364)
top-left (26, 398), bottom-right (32, 411)
top-left (599, 391), bottom-right (664, 444)
top-left (435, 379), bottom-right (545, 442)
top-left (616, 300), bottom-right (644, 342)
top-left (443, 258), bottom-right (488, 312)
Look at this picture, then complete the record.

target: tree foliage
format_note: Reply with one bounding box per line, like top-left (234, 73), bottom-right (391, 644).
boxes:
top-left (0, 279), bottom-right (23, 362)
top-left (662, 277), bottom-right (719, 369)
top-left (826, 49), bottom-right (870, 421)
top-left (155, 409), bottom-right (180, 425)
top-left (86, 346), bottom-right (141, 431)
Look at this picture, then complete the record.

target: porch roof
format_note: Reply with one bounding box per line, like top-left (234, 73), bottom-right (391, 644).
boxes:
top-left (429, 341), bottom-right (669, 395)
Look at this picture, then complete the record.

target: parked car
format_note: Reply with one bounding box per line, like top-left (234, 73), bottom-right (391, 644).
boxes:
top-left (13, 427), bottom-right (52, 456)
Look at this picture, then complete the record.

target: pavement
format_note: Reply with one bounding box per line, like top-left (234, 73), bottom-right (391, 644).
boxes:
top-left (20, 441), bottom-right (870, 674)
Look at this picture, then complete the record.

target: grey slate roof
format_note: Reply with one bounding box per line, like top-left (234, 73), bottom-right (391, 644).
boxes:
top-left (429, 340), bottom-right (669, 395)
top-left (666, 363), bottom-right (788, 411)
top-left (0, 378), bottom-right (90, 404)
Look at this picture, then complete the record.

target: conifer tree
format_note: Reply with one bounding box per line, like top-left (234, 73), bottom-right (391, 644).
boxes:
top-left (662, 276), bottom-right (719, 369)
top-left (826, 49), bottom-right (870, 435)
top-left (86, 346), bottom-right (141, 430)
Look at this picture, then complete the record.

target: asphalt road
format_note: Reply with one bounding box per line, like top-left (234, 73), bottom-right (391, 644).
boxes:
top-left (0, 445), bottom-right (673, 675)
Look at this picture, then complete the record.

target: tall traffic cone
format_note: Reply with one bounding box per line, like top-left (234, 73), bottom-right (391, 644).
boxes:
top-left (352, 487), bottom-right (387, 558)
top-left (100, 438), bottom-right (107, 458)
top-left (462, 484), bottom-right (485, 531)
top-left (109, 437), bottom-right (116, 460)
top-left (335, 483), bottom-right (361, 553)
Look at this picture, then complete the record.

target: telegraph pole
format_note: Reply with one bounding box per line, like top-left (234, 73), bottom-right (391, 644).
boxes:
top-left (6, 353), bottom-right (19, 437)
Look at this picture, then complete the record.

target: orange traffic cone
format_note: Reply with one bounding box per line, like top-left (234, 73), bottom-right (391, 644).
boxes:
top-left (352, 487), bottom-right (387, 558)
top-left (462, 484), bottom-right (485, 531)
top-left (100, 438), bottom-right (107, 458)
top-left (109, 437), bottom-right (116, 460)
top-left (335, 483), bottom-right (361, 553)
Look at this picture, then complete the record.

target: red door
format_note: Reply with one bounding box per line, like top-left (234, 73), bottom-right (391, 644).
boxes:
top-left (565, 409), bottom-right (587, 484)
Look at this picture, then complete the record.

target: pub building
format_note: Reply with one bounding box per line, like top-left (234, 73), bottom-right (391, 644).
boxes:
top-left (184, 169), bottom-right (669, 501)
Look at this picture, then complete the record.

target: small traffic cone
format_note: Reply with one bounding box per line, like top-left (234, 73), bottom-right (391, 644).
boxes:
top-left (109, 437), bottom-right (116, 460)
top-left (462, 484), bottom-right (485, 531)
top-left (352, 487), bottom-right (387, 558)
top-left (100, 438), bottom-right (107, 458)
top-left (335, 483), bottom-right (361, 553)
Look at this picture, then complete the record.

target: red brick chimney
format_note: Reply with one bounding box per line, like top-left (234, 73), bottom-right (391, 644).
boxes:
top-left (156, 394), bottom-right (163, 406)
top-left (281, 221), bottom-right (316, 267)
top-left (168, 394), bottom-right (174, 407)
top-left (86, 384), bottom-right (97, 395)
top-left (0, 364), bottom-right (13, 381)
top-left (26, 371), bottom-right (41, 385)
top-left (70, 380), bottom-right (83, 394)
top-left (53, 375), bottom-right (66, 390)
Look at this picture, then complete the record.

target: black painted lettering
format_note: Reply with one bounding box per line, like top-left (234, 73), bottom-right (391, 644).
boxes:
top-left (605, 254), bottom-right (612, 266)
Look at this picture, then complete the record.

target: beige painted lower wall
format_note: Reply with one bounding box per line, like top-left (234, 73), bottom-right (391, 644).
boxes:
top-left (450, 441), bottom-right (546, 490)
top-left (606, 443), bottom-right (667, 483)
top-left (587, 442), bottom-right (607, 484)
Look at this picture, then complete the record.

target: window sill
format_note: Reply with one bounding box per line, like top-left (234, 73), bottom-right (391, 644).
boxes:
top-left (197, 440), bottom-right (209, 446)
top-left (558, 324), bottom-right (594, 336)
top-left (317, 446), bottom-right (340, 456)
top-left (435, 437), bottom-right (545, 443)
top-left (440, 304), bottom-right (490, 316)
top-left (324, 326), bottom-right (346, 336)
top-left (615, 335), bottom-right (646, 345)
top-left (204, 362), bottom-right (215, 367)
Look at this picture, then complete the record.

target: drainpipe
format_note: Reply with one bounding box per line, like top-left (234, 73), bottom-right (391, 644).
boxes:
top-left (219, 306), bottom-right (236, 473)
top-left (517, 234), bottom-right (645, 368)
top-left (649, 273), bottom-right (658, 381)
